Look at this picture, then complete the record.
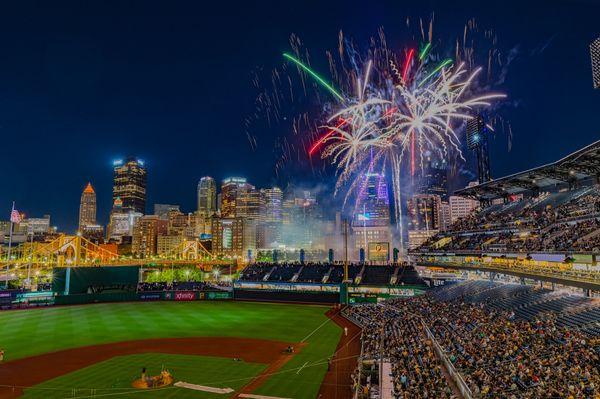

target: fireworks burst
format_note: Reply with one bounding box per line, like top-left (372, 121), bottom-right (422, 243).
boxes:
top-left (248, 18), bottom-right (511, 248)
top-left (312, 56), bottom-right (505, 245)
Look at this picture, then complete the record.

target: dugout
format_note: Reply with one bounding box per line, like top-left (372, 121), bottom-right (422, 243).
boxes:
top-left (52, 266), bottom-right (140, 295)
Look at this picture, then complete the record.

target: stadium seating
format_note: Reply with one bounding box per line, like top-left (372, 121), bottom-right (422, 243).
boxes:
top-left (267, 264), bottom-right (302, 282)
top-left (296, 264), bottom-right (333, 283)
top-left (238, 263), bottom-right (273, 281)
top-left (238, 263), bottom-right (427, 287)
top-left (360, 265), bottom-right (393, 285)
top-left (418, 184), bottom-right (600, 253)
top-left (136, 281), bottom-right (228, 291)
top-left (347, 280), bottom-right (600, 398)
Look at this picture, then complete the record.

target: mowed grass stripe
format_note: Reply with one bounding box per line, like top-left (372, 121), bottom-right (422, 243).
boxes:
top-left (3, 301), bottom-right (341, 399)
top-left (22, 353), bottom-right (266, 399)
top-left (255, 313), bottom-right (341, 399)
top-left (0, 302), bottom-right (334, 360)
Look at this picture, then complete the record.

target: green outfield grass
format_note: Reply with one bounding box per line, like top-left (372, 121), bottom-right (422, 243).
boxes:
top-left (0, 301), bottom-right (341, 399)
top-left (22, 353), bottom-right (265, 399)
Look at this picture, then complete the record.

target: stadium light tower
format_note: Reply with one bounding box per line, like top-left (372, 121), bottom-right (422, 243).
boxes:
top-left (591, 37), bottom-right (600, 89)
top-left (466, 114), bottom-right (492, 184)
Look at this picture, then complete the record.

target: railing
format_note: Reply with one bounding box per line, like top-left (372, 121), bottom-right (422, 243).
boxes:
top-left (420, 319), bottom-right (473, 399)
top-left (341, 308), bottom-right (365, 399)
top-left (414, 256), bottom-right (600, 289)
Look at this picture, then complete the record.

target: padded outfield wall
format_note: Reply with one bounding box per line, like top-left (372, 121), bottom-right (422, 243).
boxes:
top-left (52, 266), bottom-right (140, 294)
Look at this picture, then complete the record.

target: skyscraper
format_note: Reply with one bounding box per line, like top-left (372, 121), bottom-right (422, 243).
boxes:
top-left (466, 115), bottom-right (491, 184)
top-left (406, 194), bottom-right (442, 249)
top-left (108, 197), bottom-right (142, 242)
top-left (261, 187), bottom-right (283, 223)
top-left (418, 160), bottom-right (448, 199)
top-left (197, 177), bottom-right (217, 216)
top-left (258, 187), bottom-right (283, 248)
top-left (220, 177), bottom-right (250, 218)
top-left (353, 173), bottom-right (390, 227)
top-left (591, 37), bottom-right (600, 89)
top-left (210, 216), bottom-right (257, 260)
top-left (352, 173), bottom-right (392, 255)
top-left (132, 215), bottom-right (168, 258)
top-left (154, 204), bottom-right (180, 220)
top-left (79, 182), bottom-right (97, 230)
top-left (237, 185), bottom-right (262, 220)
top-left (113, 157), bottom-right (147, 214)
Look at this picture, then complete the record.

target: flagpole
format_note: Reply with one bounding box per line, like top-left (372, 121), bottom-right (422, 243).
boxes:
top-left (27, 225), bottom-right (33, 289)
top-left (5, 202), bottom-right (15, 289)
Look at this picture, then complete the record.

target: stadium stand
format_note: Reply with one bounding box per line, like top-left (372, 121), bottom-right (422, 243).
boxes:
top-left (417, 140), bottom-right (600, 254)
top-left (418, 185), bottom-right (600, 253)
top-left (238, 263), bottom-right (273, 281)
top-left (267, 263), bottom-right (302, 282)
top-left (347, 280), bottom-right (600, 398)
top-left (296, 263), bottom-right (332, 283)
top-left (238, 263), bottom-right (427, 287)
top-left (137, 281), bottom-right (228, 292)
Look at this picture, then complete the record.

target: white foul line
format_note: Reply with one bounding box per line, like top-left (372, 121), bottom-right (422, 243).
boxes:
top-left (174, 381), bottom-right (234, 394)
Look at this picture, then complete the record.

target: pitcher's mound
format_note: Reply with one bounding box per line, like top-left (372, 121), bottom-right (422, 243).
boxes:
top-left (131, 369), bottom-right (173, 389)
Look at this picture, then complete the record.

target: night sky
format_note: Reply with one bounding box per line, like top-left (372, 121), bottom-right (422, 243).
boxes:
top-left (0, 0), bottom-right (598, 232)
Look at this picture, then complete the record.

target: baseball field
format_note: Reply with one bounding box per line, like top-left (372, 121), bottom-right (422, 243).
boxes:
top-left (0, 301), bottom-right (360, 399)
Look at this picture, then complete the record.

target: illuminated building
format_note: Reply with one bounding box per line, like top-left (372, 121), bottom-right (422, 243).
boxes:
top-left (407, 194), bottom-right (442, 231)
top-left (157, 234), bottom-right (184, 255)
top-left (351, 173), bottom-right (392, 254)
top-left (237, 185), bottom-right (263, 220)
top-left (81, 224), bottom-right (104, 243)
top-left (257, 187), bottom-right (283, 248)
top-left (154, 204), bottom-right (180, 220)
top-left (466, 115), bottom-right (492, 184)
top-left (353, 173), bottom-right (390, 227)
top-left (113, 157), bottom-right (147, 214)
top-left (78, 182), bottom-right (97, 230)
top-left (220, 177), bottom-right (250, 218)
top-left (440, 201), bottom-right (451, 231)
top-left (194, 212), bottom-right (212, 238)
top-left (197, 177), bottom-right (217, 216)
top-left (211, 217), bottom-right (245, 258)
top-left (132, 215), bottom-right (168, 258)
top-left (418, 160), bottom-right (448, 199)
top-left (592, 37), bottom-right (600, 89)
top-left (281, 189), bottom-right (322, 248)
top-left (166, 209), bottom-right (196, 238)
top-left (20, 215), bottom-right (51, 235)
top-left (449, 182), bottom-right (479, 223)
top-left (407, 194), bottom-right (442, 248)
top-left (261, 187), bottom-right (283, 223)
top-left (108, 197), bottom-right (142, 242)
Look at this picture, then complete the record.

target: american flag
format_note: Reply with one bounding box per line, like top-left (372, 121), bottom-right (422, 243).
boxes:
top-left (10, 208), bottom-right (21, 224)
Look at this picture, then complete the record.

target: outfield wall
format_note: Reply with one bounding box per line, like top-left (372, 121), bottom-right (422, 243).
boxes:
top-left (52, 290), bottom-right (233, 305)
top-left (234, 289), bottom-right (339, 303)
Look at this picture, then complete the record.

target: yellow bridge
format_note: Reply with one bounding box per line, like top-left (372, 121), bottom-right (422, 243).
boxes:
top-left (0, 234), bottom-right (232, 272)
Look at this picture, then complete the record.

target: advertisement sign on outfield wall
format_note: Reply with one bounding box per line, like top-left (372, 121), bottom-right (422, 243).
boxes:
top-left (139, 292), bottom-right (164, 301)
top-left (164, 291), bottom-right (198, 301)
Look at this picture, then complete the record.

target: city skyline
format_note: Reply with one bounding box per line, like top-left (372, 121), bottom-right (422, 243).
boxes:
top-left (0, 1), bottom-right (598, 232)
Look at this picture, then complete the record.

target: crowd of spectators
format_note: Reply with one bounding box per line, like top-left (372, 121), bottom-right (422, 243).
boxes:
top-left (347, 305), bottom-right (455, 399)
top-left (239, 262), bottom-right (422, 287)
top-left (347, 290), bottom-right (599, 398)
top-left (420, 186), bottom-right (600, 253)
top-left (136, 281), bottom-right (225, 292)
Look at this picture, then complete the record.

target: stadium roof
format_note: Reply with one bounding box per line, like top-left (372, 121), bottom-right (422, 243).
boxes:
top-left (456, 140), bottom-right (600, 200)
